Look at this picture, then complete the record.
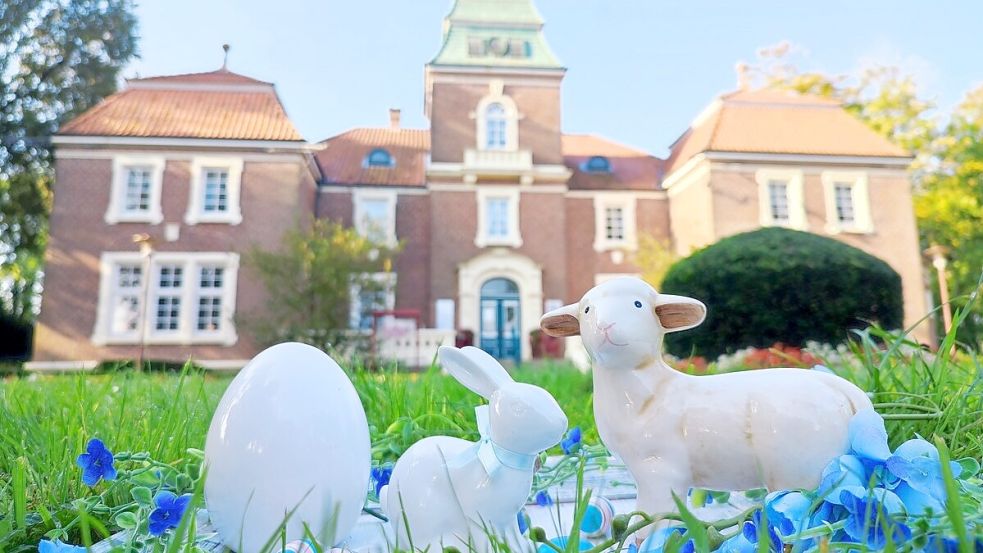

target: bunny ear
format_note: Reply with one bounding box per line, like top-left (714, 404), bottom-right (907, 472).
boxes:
top-left (438, 346), bottom-right (513, 399)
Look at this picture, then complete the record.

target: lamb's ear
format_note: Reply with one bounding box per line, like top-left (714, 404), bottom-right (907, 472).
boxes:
top-left (654, 294), bottom-right (706, 332)
top-left (540, 303), bottom-right (580, 337)
top-left (438, 345), bottom-right (512, 399)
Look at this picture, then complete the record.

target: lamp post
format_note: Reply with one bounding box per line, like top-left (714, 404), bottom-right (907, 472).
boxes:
top-left (133, 233), bottom-right (154, 371)
top-left (924, 244), bottom-right (952, 338)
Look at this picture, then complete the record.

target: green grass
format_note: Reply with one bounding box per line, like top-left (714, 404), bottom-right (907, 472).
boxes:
top-left (0, 319), bottom-right (980, 550)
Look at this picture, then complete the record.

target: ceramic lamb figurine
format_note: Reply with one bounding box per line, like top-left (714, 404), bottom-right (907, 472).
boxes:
top-left (380, 345), bottom-right (568, 552)
top-left (540, 277), bottom-right (872, 532)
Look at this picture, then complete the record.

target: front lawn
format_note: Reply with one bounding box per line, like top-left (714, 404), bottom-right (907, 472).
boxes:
top-left (0, 330), bottom-right (980, 550)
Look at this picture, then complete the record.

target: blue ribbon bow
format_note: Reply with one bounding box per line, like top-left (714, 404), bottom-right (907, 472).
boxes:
top-left (472, 405), bottom-right (537, 477)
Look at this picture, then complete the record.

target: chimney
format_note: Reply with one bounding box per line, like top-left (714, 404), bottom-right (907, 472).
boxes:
top-left (389, 108), bottom-right (401, 129)
top-left (735, 62), bottom-right (750, 90)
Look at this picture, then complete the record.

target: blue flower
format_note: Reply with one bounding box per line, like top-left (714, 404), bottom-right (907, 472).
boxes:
top-left (38, 539), bottom-right (86, 553)
top-left (561, 427), bottom-right (582, 455)
top-left (885, 438), bottom-right (961, 514)
top-left (764, 490), bottom-right (813, 537)
top-left (742, 509), bottom-right (782, 551)
top-left (517, 508), bottom-right (529, 534)
top-left (370, 465), bottom-right (392, 497)
top-left (848, 408), bottom-right (891, 463)
top-left (149, 491), bottom-right (192, 536)
top-left (535, 490), bottom-right (553, 507)
top-left (924, 534), bottom-right (960, 553)
top-left (717, 533), bottom-right (756, 553)
top-left (817, 454), bottom-right (867, 504)
top-left (838, 486), bottom-right (910, 549)
top-left (76, 438), bottom-right (117, 487)
top-left (638, 527), bottom-right (691, 553)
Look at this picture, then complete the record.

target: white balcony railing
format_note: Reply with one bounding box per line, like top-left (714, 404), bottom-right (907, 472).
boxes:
top-left (376, 328), bottom-right (457, 367)
top-left (463, 148), bottom-right (533, 173)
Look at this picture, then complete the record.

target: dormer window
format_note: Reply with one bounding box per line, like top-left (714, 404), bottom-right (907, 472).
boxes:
top-left (365, 148), bottom-right (395, 168)
top-left (485, 103), bottom-right (507, 150)
top-left (583, 156), bottom-right (612, 173)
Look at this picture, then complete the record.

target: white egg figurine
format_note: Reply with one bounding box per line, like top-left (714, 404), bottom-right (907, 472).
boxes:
top-left (204, 342), bottom-right (370, 552)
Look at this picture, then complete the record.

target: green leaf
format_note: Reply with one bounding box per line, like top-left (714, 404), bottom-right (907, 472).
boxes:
top-left (671, 492), bottom-right (709, 553)
top-left (130, 486), bottom-right (153, 506)
top-left (956, 457), bottom-right (980, 479)
top-left (114, 511), bottom-right (138, 529)
top-left (935, 437), bottom-right (972, 553)
top-left (185, 448), bottom-right (205, 460)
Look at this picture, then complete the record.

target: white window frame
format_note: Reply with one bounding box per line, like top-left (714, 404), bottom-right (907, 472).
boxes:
top-left (475, 187), bottom-right (522, 248)
top-left (92, 251), bottom-right (239, 346)
top-left (353, 189), bottom-right (398, 247)
top-left (349, 272), bottom-right (397, 330)
top-left (105, 155), bottom-right (164, 224)
top-left (185, 157), bottom-right (244, 225)
top-left (822, 171), bottom-right (873, 234)
top-left (474, 91), bottom-right (519, 152)
top-left (592, 193), bottom-right (638, 252)
top-left (755, 168), bottom-right (807, 230)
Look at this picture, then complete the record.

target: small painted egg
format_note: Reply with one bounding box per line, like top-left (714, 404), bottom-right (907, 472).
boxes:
top-left (580, 496), bottom-right (615, 538)
top-left (204, 343), bottom-right (370, 552)
top-left (538, 536), bottom-right (592, 553)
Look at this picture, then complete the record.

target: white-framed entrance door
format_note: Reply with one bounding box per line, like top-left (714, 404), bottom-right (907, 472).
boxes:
top-left (458, 248), bottom-right (543, 362)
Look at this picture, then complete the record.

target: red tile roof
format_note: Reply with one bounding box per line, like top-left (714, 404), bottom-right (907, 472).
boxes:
top-left (316, 128), bottom-right (431, 187)
top-left (562, 134), bottom-right (664, 191)
top-left (58, 69), bottom-right (304, 141)
top-left (316, 130), bottom-right (664, 190)
top-left (666, 87), bottom-right (910, 175)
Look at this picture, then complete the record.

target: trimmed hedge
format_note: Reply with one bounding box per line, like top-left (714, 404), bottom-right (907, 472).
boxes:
top-left (661, 228), bottom-right (904, 357)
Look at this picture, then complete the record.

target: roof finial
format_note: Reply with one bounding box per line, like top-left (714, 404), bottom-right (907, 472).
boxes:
top-left (221, 44), bottom-right (230, 71)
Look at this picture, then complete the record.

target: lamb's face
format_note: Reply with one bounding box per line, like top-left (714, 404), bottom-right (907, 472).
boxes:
top-left (578, 279), bottom-right (663, 368)
top-left (540, 277), bottom-right (706, 370)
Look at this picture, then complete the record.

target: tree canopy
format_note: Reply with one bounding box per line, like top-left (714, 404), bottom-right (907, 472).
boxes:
top-left (0, 0), bottom-right (138, 323)
top-left (244, 219), bottom-right (403, 356)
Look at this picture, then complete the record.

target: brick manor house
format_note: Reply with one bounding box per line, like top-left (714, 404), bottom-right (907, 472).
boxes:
top-left (30, 0), bottom-right (929, 369)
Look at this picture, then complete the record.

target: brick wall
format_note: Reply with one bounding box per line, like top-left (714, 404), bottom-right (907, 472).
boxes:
top-left (429, 79), bottom-right (563, 165)
top-left (564, 195), bottom-right (672, 300)
top-left (32, 152), bottom-right (316, 363)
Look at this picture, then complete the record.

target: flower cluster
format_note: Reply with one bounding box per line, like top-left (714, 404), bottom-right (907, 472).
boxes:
top-left (44, 438), bottom-right (195, 551)
top-left (714, 408), bottom-right (978, 552)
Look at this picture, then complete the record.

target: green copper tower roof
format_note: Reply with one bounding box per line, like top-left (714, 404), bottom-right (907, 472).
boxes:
top-left (430, 0), bottom-right (564, 70)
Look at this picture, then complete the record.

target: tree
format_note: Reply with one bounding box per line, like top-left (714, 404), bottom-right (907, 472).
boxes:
top-left (915, 87), bottom-right (983, 344)
top-left (634, 233), bottom-right (676, 288)
top-left (0, 0), bottom-right (139, 324)
top-left (662, 228), bottom-right (903, 358)
top-left (243, 220), bottom-right (402, 355)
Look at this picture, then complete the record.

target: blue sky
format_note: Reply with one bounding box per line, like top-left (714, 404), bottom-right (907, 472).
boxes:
top-left (129, 1), bottom-right (983, 157)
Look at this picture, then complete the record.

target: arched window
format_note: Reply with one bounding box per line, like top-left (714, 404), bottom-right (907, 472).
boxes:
top-left (583, 155), bottom-right (612, 173)
top-left (364, 148), bottom-right (394, 168)
top-left (485, 103), bottom-right (508, 150)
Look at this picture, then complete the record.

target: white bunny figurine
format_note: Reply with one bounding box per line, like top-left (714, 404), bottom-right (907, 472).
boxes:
top-left (380, 345), bottom-right (568, 553)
